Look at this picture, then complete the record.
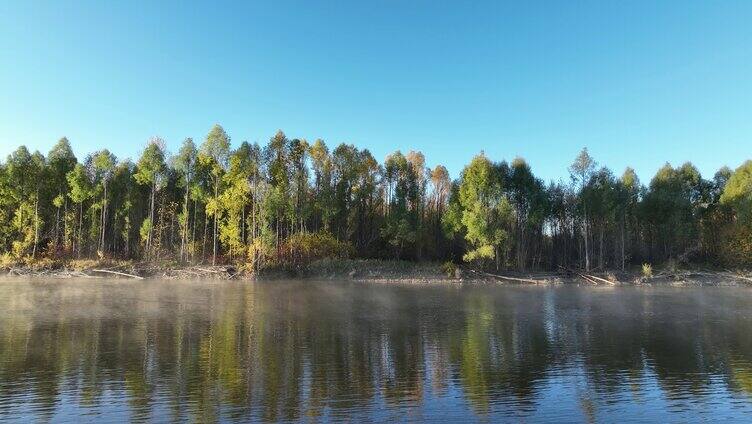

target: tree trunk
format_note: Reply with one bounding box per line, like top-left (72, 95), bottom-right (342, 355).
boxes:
top-left (495, 245), bottom-right (500, 272)
top-left (32, 192), bottom-right (39, 259)
top-left (101, 182), bottom-right (107, 254)
top-left (584, 208), bottom-right (590, 271)
top-left (212, 177), bottom-right (218, 266)
top-left (55, 204), bottom-right (60, 250)
top-left (63, 196), bottom-right (68, 251)
top-left (202, 213), bottom-right (208, 262)
top-left (241, 205), bottom-right (246, 245)
top-left (192, 198), bottom-right (197, 263)
top-left (78, 202), bottom-right (83, 258)
top-left (599, 224), bottom-right (604, 270)
top-left (147, 182), bottom-right (156, 259)
top-left (181, 188), bottom-right (188, 262)
top-left (621, 215), bottom-right (626, 271)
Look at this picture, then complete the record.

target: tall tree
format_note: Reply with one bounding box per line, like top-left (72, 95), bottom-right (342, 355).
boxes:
top-left (309, 139), bottom-right (335, 232)
top-left (66, 163), bottom-right (93, 257)
top-left (90, 150), bottom-right (116, 255)
top-left (453, 153), bottom-right (513, 271)
top-left (134, 138), bottom-right (167, 258)
top-left (5, 147), bottom-right (45, 258)
top-left (641, 162), bottom-right (702, 262)
top-left (173, 138), bottom-right (197, 262)
top-left (200, 124), bottom-right (231, 265)
top-left (47, 138), bottom-right (77, 251)
top-left (219, 142), bottom-right (256, 258)
top-left (263, 131), bottom-right (291, 255)
top-left (569, 148), bottom-right (596, 271)
top-left (617, 167), bottom-right (641, 270)
top-left (288, 138), bottom-right (310, 233)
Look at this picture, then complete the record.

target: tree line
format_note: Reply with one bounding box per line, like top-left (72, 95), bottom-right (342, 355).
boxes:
top-left (1, 124), bottom-right (750, 271)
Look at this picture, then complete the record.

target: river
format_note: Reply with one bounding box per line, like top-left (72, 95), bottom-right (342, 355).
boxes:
top-left (1, 278), bottom-right (752, 422)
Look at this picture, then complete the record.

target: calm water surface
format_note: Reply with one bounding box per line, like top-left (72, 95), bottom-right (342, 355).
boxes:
top-left (1, 279), bottom-right (752, 422)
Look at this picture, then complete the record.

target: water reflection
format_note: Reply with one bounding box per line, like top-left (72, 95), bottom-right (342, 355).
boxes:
top-left (1, 280), bottom-right (752, 422)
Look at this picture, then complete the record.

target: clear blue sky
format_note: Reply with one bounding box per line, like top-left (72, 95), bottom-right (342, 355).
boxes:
top-left (1, 1), bottom-right (750, 183)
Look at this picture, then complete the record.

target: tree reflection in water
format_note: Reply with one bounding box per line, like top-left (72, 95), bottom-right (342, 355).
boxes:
top-left (1, 280), bottom-right (752, 422)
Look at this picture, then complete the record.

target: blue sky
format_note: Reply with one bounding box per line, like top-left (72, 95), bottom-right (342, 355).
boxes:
top-left (1, 1), bottom-right (750, 183)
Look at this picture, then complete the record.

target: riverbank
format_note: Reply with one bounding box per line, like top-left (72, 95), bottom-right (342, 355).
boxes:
top-left (305, 259), bottom-right (752, 287)
top-left (1, 257), bottom-right (751, 286)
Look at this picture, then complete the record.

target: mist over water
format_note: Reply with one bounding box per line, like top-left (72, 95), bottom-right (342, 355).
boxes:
top-left (1, 279), bottom-right (752, 422)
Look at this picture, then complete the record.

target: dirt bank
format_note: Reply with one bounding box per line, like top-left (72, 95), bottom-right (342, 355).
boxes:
top-left (2, 258), bottom-right (751, 287)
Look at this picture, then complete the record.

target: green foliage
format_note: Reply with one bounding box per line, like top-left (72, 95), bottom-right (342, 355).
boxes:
top-left (455, 154), bottom-right (513, 269)
top-left (0, 128), bottom-right (750, 271)
top-left (67, 164), bottom-right (93, 205)
top-left (382, 150), bottom-right (426, 259)
top-left (721, 160), bottom-right (752, 224)
top-left (640, 162), bottom-right (702, 261)
top-left (11, 201), bottom-right (36, 258)
top-left (134, 139), bottom-right (166, 187)
top-left (139, 218), bottom-right (152, 244)
top-left (91, 150), bottom-right (116, 180)
top-left (202, 124), bottom-right (231, 169)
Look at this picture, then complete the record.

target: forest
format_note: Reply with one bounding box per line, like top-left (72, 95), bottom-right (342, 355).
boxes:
top-left (0, 124), bottom-right (750, 273)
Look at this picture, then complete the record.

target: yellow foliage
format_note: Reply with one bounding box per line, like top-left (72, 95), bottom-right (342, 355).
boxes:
top-left (247, 231), bottom-right (353, 272)
top-left (720, 224), bottom-right (752, 267)
top-left (281, 231), bottom-right (353, 268)
top-left (641, 263), bottom-right (653, 278)
top-left (0, 253), bottom-right (18, 268)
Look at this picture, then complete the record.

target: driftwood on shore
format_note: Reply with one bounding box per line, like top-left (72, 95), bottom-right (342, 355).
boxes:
top-left (1, 259), bottom-right (750, 286)
top-left (91, 269), bottom-right (144, 280)
top-left (1, 264), bottom-right (239, 280)
top-left (726, 272), bottom-right (752, 284)
top-left (579, 272), bottom-right (616, 285)
top-left (155, 265), bottom-right (239, 280)
top-left (557, 265), bottom-right (618, 285)
top-left (463, 266), bottom-right (618, 286)
top-left (6, 267), bottom-right (94, 279)
top-left (464, 268), bottom-right (550, 284)
top-left (649, 269), bottom-right (752, 286)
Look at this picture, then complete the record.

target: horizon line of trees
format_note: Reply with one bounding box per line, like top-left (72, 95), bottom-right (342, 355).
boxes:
top-left (1, 124), bottom-right (750, 271)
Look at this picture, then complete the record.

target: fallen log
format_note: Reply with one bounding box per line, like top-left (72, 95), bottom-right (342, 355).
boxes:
top-left (491, 274), bottom-right (544, 284)
top-left (194, 267), bottom-right (226, 274)
top-left (581, 273), bottom-right (616, 285)
top-left (578, 274), bottom-right (599, 285)
top-left (557, 265), bottom-right (614, 285)
top-left (466, 268), bottom-right (545, 284)
top-left (91, 269), bottom-right (144, 280)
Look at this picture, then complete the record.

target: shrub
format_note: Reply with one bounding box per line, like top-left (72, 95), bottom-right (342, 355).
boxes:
top-left (246, 236), bottom-right (275, 273)
top-left (441, 261), bottom-right (457, 277)
top-left (248, 231), bottom-right (353, 272)
top-left (641, 263), bottom-right (653, 278)
top-left (0, 253), bottom-right (17, 269)
top-left (719, 224), bottom-right (752, 267)
top-left (282, 231), bottom-right (352, 268)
